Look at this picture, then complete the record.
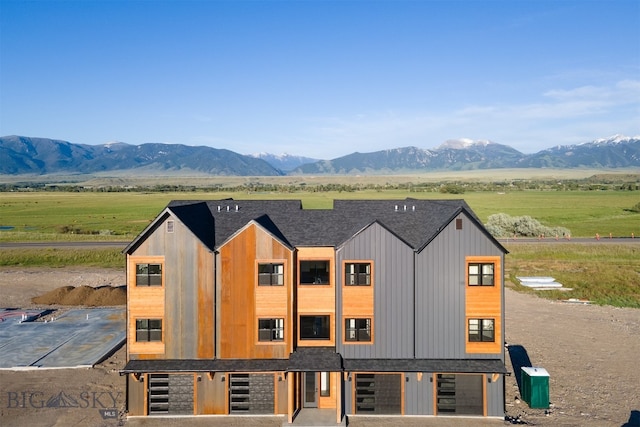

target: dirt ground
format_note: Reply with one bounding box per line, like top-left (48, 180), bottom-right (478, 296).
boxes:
top-left (0, 267), bottom-right (638, 427)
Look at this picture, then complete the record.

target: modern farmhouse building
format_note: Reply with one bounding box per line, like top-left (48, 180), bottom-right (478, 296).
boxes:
top-left (122, 198), bottom-right (508, 423)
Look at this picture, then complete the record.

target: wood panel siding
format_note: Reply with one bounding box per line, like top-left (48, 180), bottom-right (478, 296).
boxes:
top-left (219, 223), bottom-right (293, 358)
top-left (465, 256), bottom-right (502, 354)
top-left (196, 372), bottom-right (226, 414)
top-left (296, 247), bottom-right (336, 347)
top-left (197, 244), bottom-right (215, 358)
top-left (128, 255), bottom-right (165, 356)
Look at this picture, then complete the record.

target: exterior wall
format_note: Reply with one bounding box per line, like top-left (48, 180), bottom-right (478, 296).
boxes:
top-left (336, 223), bottom-right (415, 358)
top-left (415, 213), bottom-right (504, 360)
top-left (404, 372), bottom-right (434, 415)
top-left (126, 374), bottom-right (146, 415)
top-left (218, 224), bottom-right (293, 358)
top-left (296, 246), bottom-right (336, 347)
top-left (128, 215), bottom-right (215, 360)
top-left (196, 372), bottom-right (226, 414)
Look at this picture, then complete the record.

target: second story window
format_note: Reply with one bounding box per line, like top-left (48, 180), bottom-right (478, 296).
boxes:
top-left (300, 315), bottom-right (330, 340)
top-left (258, 263), bottom-right (284, 286)
top-left (468, 262), bottom-right (494, 286)
top-left (136, 263), bottom-right (162, 286)
top-left (258, 318), bottom-right (284, 342)
top-left (300, 260), bottom-right (330, 285)
top-left (468, 319), bottom-right (495, 342)
top-left (345, 263), bottom-right (371, 286)
top-left (345, 318), bottom-right (371, 342)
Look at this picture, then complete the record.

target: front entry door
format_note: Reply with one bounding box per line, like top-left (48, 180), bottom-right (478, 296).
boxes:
top-left (303, 372), bottom-right (318, 408)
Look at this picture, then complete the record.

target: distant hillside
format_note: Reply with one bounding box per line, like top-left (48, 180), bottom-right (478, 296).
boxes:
top-left (0, 136), bottom-right (282, 176)
top-left (1, 134), bottom-right (638, 176)
top-left (291, 136), bottom-right (640, 174)
top-left (249, 152), bottom-right (319, 172)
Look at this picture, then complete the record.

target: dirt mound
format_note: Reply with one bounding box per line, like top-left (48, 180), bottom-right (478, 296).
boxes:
top-left (31, 285), bottom-right (126, 306)
top-left (32, 286), bottom-right (75, 305)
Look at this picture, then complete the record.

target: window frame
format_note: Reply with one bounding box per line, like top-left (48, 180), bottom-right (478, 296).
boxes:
top-left (135, 318), bottom-right (163, 342)
top-left (299, 260), bottom-right (331, 285)
top-left (299, 315), bottom-right (331, 340)
top-left (345, 262), bottom-right (372, 286)
top-left (257, 318), bottom-right (285, 342)
top-left (135, 263), bottom-right (163, 287)
top-left (344, 317), bottom-right (372, 342)
top-left (257, 262), bottom-right (285, 286)
top-left (468, 318), bottom-right (495, 342)
top-left (467, 262), bottom-right (495, 286)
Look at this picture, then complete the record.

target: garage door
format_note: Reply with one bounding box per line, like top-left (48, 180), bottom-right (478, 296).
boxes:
top-left (229, 373), bottom-right (275, 414)
top-left (148, 374), bottom-right (194, 415)
top-left (436, 373), bottom-right (483, 415)
top-left (355, 373), bottom-right (401, 414)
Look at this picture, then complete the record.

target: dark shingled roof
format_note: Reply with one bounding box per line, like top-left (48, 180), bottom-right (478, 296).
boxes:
top-left (287, 347), bottom-right (343, 371)
top-left (343, 358), bottom-right (508, 374)
top-left (122, 358), bottom-right (289, 374)
top-left (125, 198), bottom-right (505, 255)
top-left (122, 357), bottom-right (507, 375)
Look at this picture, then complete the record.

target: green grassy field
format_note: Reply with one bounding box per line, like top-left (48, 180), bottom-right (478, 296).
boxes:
top-left (0, 189), bottom-right (638, 240)
top-left (0, 189), bottom-right (638, 308)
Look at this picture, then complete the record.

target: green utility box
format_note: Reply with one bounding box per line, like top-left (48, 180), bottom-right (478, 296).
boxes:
top-left (521, 367), bottom-right (549, 409)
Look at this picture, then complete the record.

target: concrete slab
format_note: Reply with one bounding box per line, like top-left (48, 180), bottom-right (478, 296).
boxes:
top-left (0, 308), bottom-right (125, 369)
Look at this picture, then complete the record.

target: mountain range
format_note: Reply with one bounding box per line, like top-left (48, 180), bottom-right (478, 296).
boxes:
top-left (1, 134), bottom-right (638, 176)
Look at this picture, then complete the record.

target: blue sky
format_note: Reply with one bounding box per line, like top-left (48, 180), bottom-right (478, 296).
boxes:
top-left (1, 0), bottom-right (638, 159)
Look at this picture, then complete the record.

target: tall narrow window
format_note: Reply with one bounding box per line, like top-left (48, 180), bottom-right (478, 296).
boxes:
top-left (136, 319), bottom-right (162, 342)
top-left (300, 261), bottom-right (330, 285)
top-left (258, 263), bottom-right (284, 286)
top-left (136, 263), bottom-right (162, 286)
top-left (468, 262), bottom-right (494, 286)
top-left (345, 318), bottom-right (371, 342)
top-left (258, 318), bottom-right (284, 342)
top-left (320, 372), bottom-right (331, 397)
top-left (468, 318), bottom-right (495, 342)
top-left (345, 263), bottom-right (371, 286)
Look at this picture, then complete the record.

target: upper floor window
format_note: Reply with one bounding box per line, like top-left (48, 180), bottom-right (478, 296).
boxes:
top-left (468, 318), bottom-right (495, 342)
top-left (258, 318), bottom-right (284, 342)
top-left (468, 262), bottom-right (494, 286)
top-left (136, 263), bottom-right (162, 286)
top-left (345, 263), bottom-right (371, 286)
top-left (258, 263), bottom-right (284, 286)
top-left (300, 315), bottom-right (330, 340)
top-left (345, 318), bottom-right (371, 342)
top-left (300, 260), bottom-right (330, 285)
top-left (136, 319), bottom-right (162, 342)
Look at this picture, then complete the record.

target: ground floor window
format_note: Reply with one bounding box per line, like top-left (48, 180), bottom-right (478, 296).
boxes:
top-left (436, 374), bottom-right (483, 415)
top-left (355, 373), bottom-right (401, 414)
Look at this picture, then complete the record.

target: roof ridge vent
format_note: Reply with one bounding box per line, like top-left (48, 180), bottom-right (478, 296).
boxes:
top-left (217, 206), bottom-right (221, 212)
top-left (412, 205), bottom-right (415, 211)
top-left (235, 205), bottom-right (239, 212)
top-left (395, 205), bottom-right (398, 212)
top-left (226, 205), bottom-right (230, 212)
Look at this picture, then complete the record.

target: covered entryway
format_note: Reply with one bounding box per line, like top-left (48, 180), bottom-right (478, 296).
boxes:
top-left (286, 348), bottom-right (344, 425)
